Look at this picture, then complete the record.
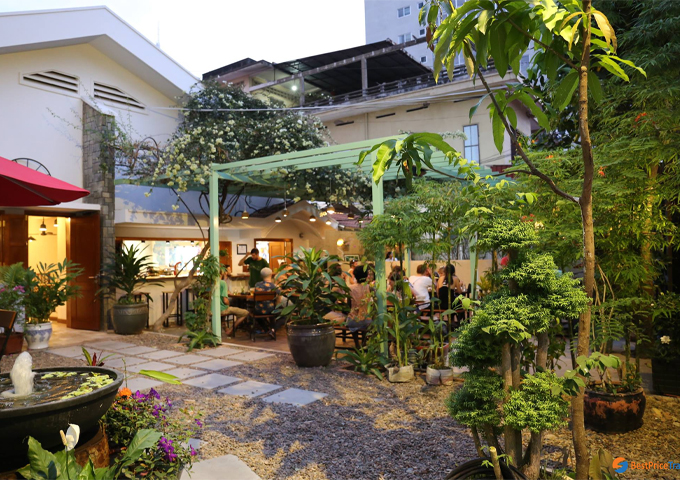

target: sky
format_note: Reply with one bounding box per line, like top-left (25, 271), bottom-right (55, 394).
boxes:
top-left (0, 0), bottom-right (367, 77)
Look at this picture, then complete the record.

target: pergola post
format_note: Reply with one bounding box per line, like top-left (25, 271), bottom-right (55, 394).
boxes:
top-left (371, 174), bottom-right (387, 351)
top-left (209, 166), bottom-right (222, 342)
top-left (470, 233), bottom-right (478, 301)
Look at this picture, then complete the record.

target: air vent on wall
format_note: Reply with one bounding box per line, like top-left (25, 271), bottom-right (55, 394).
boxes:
top-left (21, 70), bottom-right (79, 94)
top-left (93, 82), bottom-right (145, 110)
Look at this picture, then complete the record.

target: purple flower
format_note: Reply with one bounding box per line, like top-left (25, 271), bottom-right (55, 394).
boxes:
top-left (158, 436), bottom-right (177, 462)
top-left (190, 446), bottom-right (197, 456)
top-left (195, 418), bottom-right (203, 428)
top-left (13, 285), bottom-right (25, 293)
top-left (166, 397), bottom-right (173, 409)
top-left (152, 404), bottom-right (163, 417)
top-left (167, 452), bottom-right (177, 461)
top-left (149, 388), bottom-right (160, 400)
top-left (133, 390), bottom-right (146, 402)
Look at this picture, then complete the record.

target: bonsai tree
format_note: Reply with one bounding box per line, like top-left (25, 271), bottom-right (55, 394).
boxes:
top-left (448, 218), bottom-right (588, 479)
top-left (23, 260), bottom-right (83, 324)
top-left (99, 244), bottom-right (159, 304)
top-left (276, 247), bottom-right (349, 325)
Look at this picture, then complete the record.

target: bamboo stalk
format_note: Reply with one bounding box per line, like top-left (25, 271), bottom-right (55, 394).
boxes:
top-left (490, 447), bottom-right (503, 480)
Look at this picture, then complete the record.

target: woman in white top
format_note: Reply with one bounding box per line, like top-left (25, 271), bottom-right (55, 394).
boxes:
top-left (408, 263), bottom-right (433, 309)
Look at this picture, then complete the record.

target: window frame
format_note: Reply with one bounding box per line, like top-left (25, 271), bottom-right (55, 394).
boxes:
top-left (397, 5), bottom-right (411, 17)
top-left (463, 124), bottom-right (480, 162)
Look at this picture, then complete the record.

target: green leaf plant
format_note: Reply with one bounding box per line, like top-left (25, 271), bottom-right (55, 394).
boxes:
top-left (448, 218), bottom-right (587, 478)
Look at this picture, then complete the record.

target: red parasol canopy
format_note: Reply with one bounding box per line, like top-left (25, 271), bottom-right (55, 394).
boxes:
top-left (0, 156), bottom-right (90, 206)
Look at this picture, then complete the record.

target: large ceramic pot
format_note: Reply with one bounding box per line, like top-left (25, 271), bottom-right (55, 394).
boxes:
top-left (651, 358), bottom-right (680, 396)
top-left (24, 322), bottom-right (52, 350)
top-left (112, 303), bottom-right (148, 335)
top-left (584, 387), bottom-right (646, 433)
top-left (287, 323), bottom-right (335, 367)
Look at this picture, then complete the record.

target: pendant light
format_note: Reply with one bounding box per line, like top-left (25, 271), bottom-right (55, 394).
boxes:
top-left (275, 216), bottom-right (282, 223)
top-left (309, 215), bottom-right (316, 222)
top-left (53, 218), bottom-right (58, 227)
top-left (282, 185), bottom-right (289, 218)
top-left (39, 218), bottom-right (47, 232)
top-left (28, 236), bottom-right (36, 242)
top-left (241, 209), bottom-right (249, 220)
top-left (325, 218), bottom-right (332, 226)
top-left (326, 204), bottom-right (336, 215)
top-left (347, 212), bottom-right (355, 220)
top-left (282, 208), bottom-right (289, 218)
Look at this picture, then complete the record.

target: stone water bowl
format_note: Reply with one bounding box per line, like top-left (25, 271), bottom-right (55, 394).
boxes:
top-left (0, 366), bottom-right (123, 471)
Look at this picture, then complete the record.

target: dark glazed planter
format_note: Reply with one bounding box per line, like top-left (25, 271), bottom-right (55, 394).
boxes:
top-left (287, 322), bottom-right (335, 367)
top-left (0, 366), bottom-right (122, 470)
top-left (112, 303), bottom-right (148, 335)
top-left (651, 358), bottom-right (680, 396)
top-left (584, 387), bottom-right (646, 433)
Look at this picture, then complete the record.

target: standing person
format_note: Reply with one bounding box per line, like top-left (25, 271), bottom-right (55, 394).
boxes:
top-left (238, 248), bottom-right (269, 288)
top-left (409, 263), bottom-right (433, 309)
top-left (344, 259), bottom-right (357, 285)
top-left (219, 270), bottom-right (250, 338)
top-left (253, 267), bottom-right (278, 339)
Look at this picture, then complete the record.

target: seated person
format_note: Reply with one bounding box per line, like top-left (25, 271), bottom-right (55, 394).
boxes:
top-left (344, 260), bottom-right (357, 285)
top-left (346, 264), bottom-right (375, 348)
top-left (409, 263), bottom-right (433, 309)
top-left (323, 263), bottom-right (348, 324)
top-left (219, 270), bottom-right (250, 338)
top-left (253, 268), bottom-right (279, 338)
top-left (438, 264), bottom-right (462, 309)
top-left (388, 268), bottom-right (414, 303)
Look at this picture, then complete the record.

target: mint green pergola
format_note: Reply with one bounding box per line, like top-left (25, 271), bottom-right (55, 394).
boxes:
top-left (208, 135), bottom-right (500, 341)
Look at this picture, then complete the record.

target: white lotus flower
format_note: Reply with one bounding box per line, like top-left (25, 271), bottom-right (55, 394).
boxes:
top-left (60, 424), bottom-right (80, 451)
top-left (661, 335), bottom-right (671, 344)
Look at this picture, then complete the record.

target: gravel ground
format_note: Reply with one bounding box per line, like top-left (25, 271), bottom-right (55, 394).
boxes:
top-left (3, 333), bottom-right (679, 479)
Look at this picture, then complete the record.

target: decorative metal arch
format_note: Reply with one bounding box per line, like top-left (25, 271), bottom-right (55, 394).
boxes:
top-left (12, 158), bottom-right (51, 176)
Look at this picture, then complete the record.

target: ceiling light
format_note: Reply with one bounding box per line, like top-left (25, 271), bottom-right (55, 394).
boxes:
top-left (28, 236), bottom-right (36, 242)
top-left (53, 218), bottom-right (58, 227)
top-left (337, 238), bottom-right (344, 247)
top-left (241, 210), bottom-right (249, 220)
top-left (309, 215), bottom-right (316, 222)
top-left (282, 208), bottom-right (289, 218)
top-left (325, 219), bottom-right (332, 225)
top-left (275, 216), bottom-right (282, 223)
top-left (39, 218), bottom-right (46, 232)
top-left (291, 84), bottom-right (298, 91)
top-left (326, 204), bottom-right (336, 215)
top-left (166, 240), bottom-right (170, 245)
top-left (347, 212), bottom-right (355, 220)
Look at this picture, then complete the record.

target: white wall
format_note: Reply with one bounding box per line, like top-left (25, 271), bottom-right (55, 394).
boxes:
top-left (0, 43), bottom-right (182, 195)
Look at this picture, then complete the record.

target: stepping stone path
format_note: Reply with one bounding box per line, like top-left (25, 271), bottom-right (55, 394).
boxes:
top-left (47, 341), bottom-right (328, 408)
top-left (179, 454), bottom-right (260, 480)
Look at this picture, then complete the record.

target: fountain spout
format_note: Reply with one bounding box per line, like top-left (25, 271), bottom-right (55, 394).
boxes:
top-left (1, 352), bottom-right (35, 397)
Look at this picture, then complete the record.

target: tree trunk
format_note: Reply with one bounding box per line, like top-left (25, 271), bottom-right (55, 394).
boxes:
top-left (573, 2), bottom-right (594, 478)
top-left (524, 332), bottom-right (549, 479)
top-left (501, 343), bottom-right (519, 465)
top-left (471, 426), bottom-right (484, 457)
top-left (639, 162), bottom-right (659, 356)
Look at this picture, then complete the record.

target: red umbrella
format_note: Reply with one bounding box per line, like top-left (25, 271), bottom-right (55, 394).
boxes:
top-left (0, 156), bottom-right (90, 206)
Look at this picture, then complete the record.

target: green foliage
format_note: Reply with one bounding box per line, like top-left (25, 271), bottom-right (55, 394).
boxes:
top-left (588, 448), bottom-right (620, 480)
top-left (572, 352), bottom-right (622, 393)
top-left (446, 369), bottom-right (504, 428)
top-left (477, 218), bottom-right (538, 252)
top-left (180, 330), bottom-right (220, 351)
top-left (275, 247), bottom-right (349, 326)
top-left (98, 244), bottom-right (160, 304)
top-left (339, 340), bottom-right (386, 380)
top-left (652, 292), bottom-right (680, 361)
top-left (81, 347), bottom-right (114, 367)
top-left (450, 316), bottom-right (503, 369)
top-left (384, 287), bottom-right (423, 367)
top-left (23, 260), bottom-right (83, 323)
top-left (504, 372), bottom-right (570, 433)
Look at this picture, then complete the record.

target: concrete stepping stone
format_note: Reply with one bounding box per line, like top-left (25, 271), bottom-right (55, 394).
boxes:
top-left (106, 357), bottom-right (147, 369)
top-left (219, 380), bottom-right (281, 398)
top-left (167, 354), bottom-right (211, 365)
top-left (192, 359), bottom-right (242, 371)
top-left (124, 376), bottom-right (163, 393)
top-left (127, 361), bottom-right (176, 373)
top-left (86, 340), bottom-right (136, 350)
top-left (225, 351), bottom-right (274, 362)
top-left (182, 374), bottom-right (241, 389)
top-left (179, 454), bottom-right (260, 480)
top-left (197, 347), bottom-right (242, 357)
top-left (164, 367), bottom-right (205, 379)
top-left (262, 388), bottom-right (327, 406)
top-left (116, 345), bottom-right (158, 355)
top-left (48, 346), bottom-right (87, 358)
top-left (140, 349), bottom-right (181, 361)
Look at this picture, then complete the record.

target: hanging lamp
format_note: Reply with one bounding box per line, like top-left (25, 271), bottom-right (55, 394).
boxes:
top-left (275, 216), bottom-right (282, 223)
top-left (39, 218), bottom-right (46, 232)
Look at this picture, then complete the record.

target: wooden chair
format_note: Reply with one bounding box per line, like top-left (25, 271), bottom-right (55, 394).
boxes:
top-left (250, 291), bottom-right (278, 342)
top-left (0, 309), bottom-right (18, 362)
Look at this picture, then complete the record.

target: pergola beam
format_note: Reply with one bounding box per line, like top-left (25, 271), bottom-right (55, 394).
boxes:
top-left (249, 37), bottom-right (428, 93)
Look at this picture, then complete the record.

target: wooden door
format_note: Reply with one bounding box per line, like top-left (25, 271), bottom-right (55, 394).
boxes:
top-left (0, 214), bottom-right (28, 266)
top-left (67, 214), bottom-right (101, 330)
top-left (268, 239), bottom-right (293, 270)
top-left (219, 241), bottom-right (232, 271)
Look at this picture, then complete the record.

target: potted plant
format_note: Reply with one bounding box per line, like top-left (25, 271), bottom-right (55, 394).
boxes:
top-left (23, 260), bottom-right (83, 350)
top-left (99, 244), bottom-right (159, 335)
top-left (577, 351), bottom-right (646, 433)
top-left (384, 289), bottom-right (420, 383)
top-left (425, 317), bottom-right (454, 386)
top-left (651, 291), bottom-right (680, 395)
top-left (0, 263), bottom-right (29, 354)
top-left (276, 247), bottom-right (349, 367)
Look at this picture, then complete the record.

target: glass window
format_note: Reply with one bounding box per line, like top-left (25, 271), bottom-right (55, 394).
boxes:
top-left (418, 2), bottom-right (425, 8)
top-left (398, 5), bottom-right (411, 17)
top-left (420, 56), bottom-right (427, 63)
top-left (398, 33), bottom-right (411, 43)
top-left (463, 124), bottom-right (480, 162)
top-left (419, 28), bottom-right (426, 36)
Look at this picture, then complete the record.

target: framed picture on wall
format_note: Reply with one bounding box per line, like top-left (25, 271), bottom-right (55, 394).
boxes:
top-left (237, 244), bottom-right (248, 255)
top-left (344, 254), bottom-right (360, 262)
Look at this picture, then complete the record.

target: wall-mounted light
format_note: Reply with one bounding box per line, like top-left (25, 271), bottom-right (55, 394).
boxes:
top-left (241, 209), bottom-right (249, 220)
top-left (275, 216), bottom-right (282, 223)
top-left (309, 215), bottom-right (316, 222)
top-left (28, 236), bottom-right (36, 242)
top-left (39, 218), bottom-right (46, 232)
top-left (336, 238), bottom-right (344, 247)
top-left (53, 218), bottom-right (58, 227)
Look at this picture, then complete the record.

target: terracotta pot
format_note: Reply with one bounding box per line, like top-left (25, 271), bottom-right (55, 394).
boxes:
top-left (387, 364), bottom-right (414, 383)
top-left (651, 358), bottom-right (680, 396)
top-left (426, 365), bottom-right (454, 385)
top-left (75, 425), bottom-right (110, 469)
top-left (24, 321), bottom-right (52, 350)
top-left (584, 386), bottom-right (646, 433)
